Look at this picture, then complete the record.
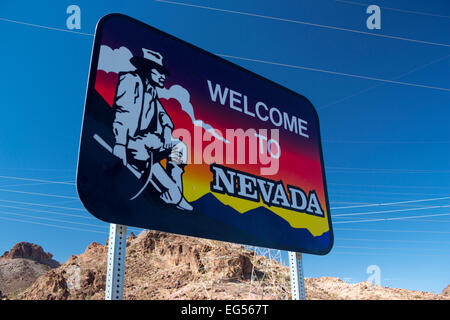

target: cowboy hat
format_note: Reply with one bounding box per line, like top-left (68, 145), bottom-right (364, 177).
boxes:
top-left (130, 48), bottom-right (170, 76)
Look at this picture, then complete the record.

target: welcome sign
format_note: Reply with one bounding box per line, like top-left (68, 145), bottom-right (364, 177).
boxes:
top-left (77, 14), bottom-right (333, 254)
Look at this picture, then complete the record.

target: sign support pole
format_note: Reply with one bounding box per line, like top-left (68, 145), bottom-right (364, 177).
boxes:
top-left (105, 223), bottom-right (127, 300)
top-left (289, 251), bottom-right (306, 300)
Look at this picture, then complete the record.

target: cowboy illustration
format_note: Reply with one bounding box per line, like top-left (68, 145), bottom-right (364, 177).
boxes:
top-left (110, 48), bottom-right (193, 211)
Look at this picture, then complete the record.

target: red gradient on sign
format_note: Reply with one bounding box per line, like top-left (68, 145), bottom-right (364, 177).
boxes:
top-left (95, 70), bottom-right (118, 107)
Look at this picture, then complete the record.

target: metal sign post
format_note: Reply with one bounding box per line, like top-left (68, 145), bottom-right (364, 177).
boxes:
top-left (105, 223), bottom-right (127, 300)
top-left (289, 251), bottom-right (306, 300)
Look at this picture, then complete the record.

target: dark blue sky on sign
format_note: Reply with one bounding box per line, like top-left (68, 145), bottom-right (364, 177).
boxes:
top-left (0, 0), bottom-right (449, 294)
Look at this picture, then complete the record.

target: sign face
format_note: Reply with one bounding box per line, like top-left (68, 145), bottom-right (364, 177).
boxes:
top-left (77, 14), bottom-right (333, 254)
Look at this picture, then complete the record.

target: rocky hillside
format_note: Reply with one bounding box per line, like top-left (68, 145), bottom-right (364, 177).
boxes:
top-left (6, 230), bottom-right (448, 300)
top-left (0, 242), bottom-right (60, 298)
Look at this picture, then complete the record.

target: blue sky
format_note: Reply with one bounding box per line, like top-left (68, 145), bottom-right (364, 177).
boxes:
top-left (0, 0), bottom-right (449, 294)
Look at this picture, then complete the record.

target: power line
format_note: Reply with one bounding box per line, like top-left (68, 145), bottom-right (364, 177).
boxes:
top-left (329, 182), bottom-right (450, 190)
top-left (2, 13), bottom-right (449, 93)
top-left (5, 200), bottom-right (450, 243)
top-left (219, 54), bottom-right (450, 93)
top-left (326, 166), bottom-right (450, 173)
top-left (337, 237), bottom-right (450, 245)
top-left (0, 7), bottom-right (449, 238)
top-left (405, 219), bottom-right (450, 223)
top-left (0, 203), bottom-right (94, 220)
top-left (335, 0), bottom-right (450, 19)
top-left (331, 196), bottom-right (450, 209)
top-left (0, 216), bottom-right (107, 234)
top-left (330, 200), bottom-right (448, 208)
top-left (331, 194), bottom-right (450, 202)
top-left (0, 199), bottom-right (85, 211)
top-left (333, 204), bottom-right (450, 217)
top-left (0, 188), bottom-right (78, 199)
top-left (331, 189), bottom-right (450, 197)
top-left (332, 200), bottom-right (375, 205)
top-left (155, 0), bottom-right (450, 48)
top-left (0, 175), bottom-right (75, 185)
top-left (0, 181), bottom-right (74, 188)
top-left (0, 167), bottom-right (74, 172)
top-left (318, 53), bottom-right (450, 110)
top-left (0, 210), bottom-right (149, 234)
top-left (46, 199), bottom-right (83, 205)
top-left (330, 188), bottom-right (448, 196)
top-left (335, 203), bottom-right (443, 209)
top-left (334, 212), bottom-right (450, 224)
top-left (335, 245), bottom-right (449, 253)
top-left (324, 140), bottom-right (450, 144)
top-left (0, 210), bottom-right (106, 229)
top-left (335, 227), bottom-right (450, 234)
top-left (0, 175), bottom-right (74, 188)
top-left (0, 16), bottom-right (93, 36)
top-left (331, 251), bottom-right (450, 257)
top-left (10, 191), bottom-right (447, 225)
top-left (0, 214), bottom-right (144, 235)
top-left (319, 84), bottom-right (383, 110)
top-left (338, 218), bottom-right (450, 223)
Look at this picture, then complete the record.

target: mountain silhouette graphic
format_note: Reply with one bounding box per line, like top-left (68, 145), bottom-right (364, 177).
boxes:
top-left (192, 193), bottom-right (332, 254)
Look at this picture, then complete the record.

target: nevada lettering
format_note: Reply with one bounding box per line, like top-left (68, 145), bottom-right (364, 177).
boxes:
top-left (210, 164), bottom-right (324, 217)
